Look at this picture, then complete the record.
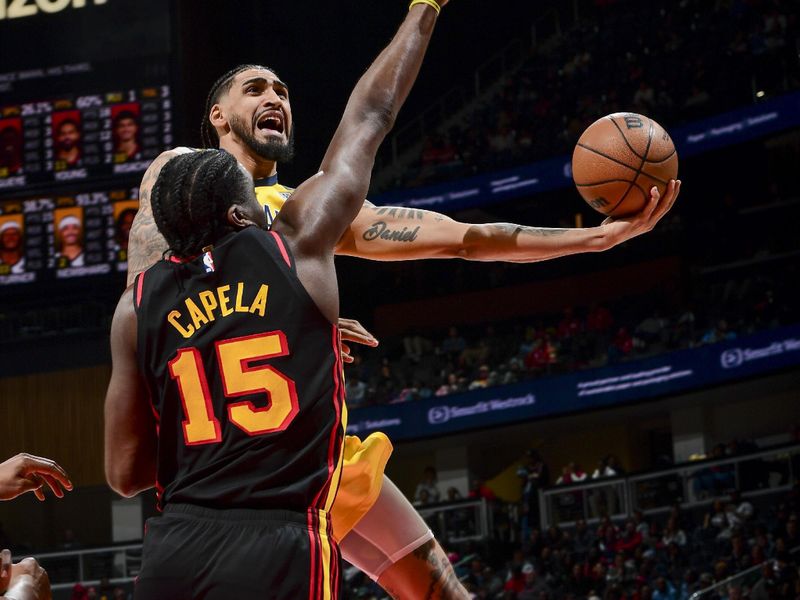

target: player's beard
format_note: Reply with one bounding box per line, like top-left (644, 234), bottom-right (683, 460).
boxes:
top-left (229, 114), bottom-right (295, 164)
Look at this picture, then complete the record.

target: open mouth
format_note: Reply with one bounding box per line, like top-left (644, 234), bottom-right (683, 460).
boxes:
top-left (256, 111), bottom-right (285, 135)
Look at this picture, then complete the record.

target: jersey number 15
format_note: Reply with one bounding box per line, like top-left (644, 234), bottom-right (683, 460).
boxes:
top-left (168, 331), bottom-right (299, 446)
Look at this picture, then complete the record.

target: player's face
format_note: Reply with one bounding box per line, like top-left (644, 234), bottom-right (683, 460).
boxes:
top-left (115, 117), bottom-right (138, 142)
top-left (1, 128), bottom-right (20, 154)
top-left (61, 223), bottom-right (81, 245)
top-left (57, 123), bottom-right (80, 150)
top-left (223, 69), bottom-right (295, 162)
top-left (1, 228), bottom-right (21, 250)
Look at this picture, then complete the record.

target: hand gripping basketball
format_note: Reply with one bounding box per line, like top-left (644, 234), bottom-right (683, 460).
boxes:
top-left (600, 179), bottom-right (682, 246)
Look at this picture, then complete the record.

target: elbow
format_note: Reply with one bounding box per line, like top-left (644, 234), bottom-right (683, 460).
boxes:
top-left (105, 458), bottom-right (152, 498)
top-left (106, 473), bottom-right (140, 498)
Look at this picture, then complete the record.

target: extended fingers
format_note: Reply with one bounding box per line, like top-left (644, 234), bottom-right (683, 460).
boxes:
top-left (341, 343), bottom-right (354, 364)
top-left (30, 476), bottom-right (46, 502)
top-left (652, 179), bottom-right (680, 222)
top-left (26, 458), bottom-right (73, 493)
top-left (644, 185), bottom-right (660, 220)
top-left (39, 473), bottom-right (68, 499)
top-left (338, 318), bottom-right (379, 347)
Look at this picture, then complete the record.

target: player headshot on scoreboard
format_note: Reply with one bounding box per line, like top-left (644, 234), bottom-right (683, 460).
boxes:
top-left (113, 201), bottom-right (138, 261)
top-left (0, 119), bottom-right (23, 177)
top-left (52, 112), bottom-right (83, 169)
top-left (111, 104), bottom-right (142, 163)
top-left (0, 217), bottom-right (25, 275)
top-left (54, 209), bottom-right (85, 268)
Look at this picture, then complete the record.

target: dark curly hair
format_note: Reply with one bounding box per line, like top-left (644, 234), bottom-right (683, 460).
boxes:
top-left (200, 64), bottom-right (278, 149)
top-left (150, 150), bottom-right (251, 258)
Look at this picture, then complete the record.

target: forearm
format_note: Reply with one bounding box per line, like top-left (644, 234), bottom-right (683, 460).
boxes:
top-left (337, 206), bottom-right (614, 261)
top-left (348, 4), bottom-right (438, 137)
top-left (462, 223), bottom-right (613, 262)
top-left (296, 5), bottom-right (441, 249)
top-left (105, 443), bottom-right (156, 498)
top-left (377, 539), bottom-right (469, 600)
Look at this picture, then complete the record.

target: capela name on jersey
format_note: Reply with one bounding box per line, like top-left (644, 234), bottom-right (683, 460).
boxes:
top-left (167, 282), bottom-right (269, 339)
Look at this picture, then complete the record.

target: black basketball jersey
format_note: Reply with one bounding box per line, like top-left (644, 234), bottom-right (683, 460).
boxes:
top-left (133, 226), bottom-right (346, 512)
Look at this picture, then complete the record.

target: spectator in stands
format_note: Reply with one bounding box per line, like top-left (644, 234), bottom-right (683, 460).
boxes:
top-left (71, 583), bottom-right (89, 600)
top-left (441, 326), bottom-right (467, 361)
top-left (652, 577), bottom-right (678, 600)
top-left (469, 365), bottom-right (491, 390)
top-left (661, 516), bottom-right (687, 548)
top-left (518, 449), bottom-right (550, 538)
top-left (403, 330), bottom-right (431, 364)
top-left (784, 513), bottom-right (799, 548)
top-left (728, 489), bottom-right (754, 527)
top-left (59, 528), bottom-right (81, 552)
top-left (415, 466), bottom-right (441, 505)
top-left (589, 456), bottom-right (622, 516)
top-left (616, 520), bottom-right (643, 553)
top-left (608, 327), bottom-right (633, 363)
top-left (632, 81), bottom-right (656, 112)
top-left (556, 462), bottom-right (588, 485)
top-left (435, 372), bottom-right (461, 397)
top-left (518, 563), bottom-right (552, 600)
top-left (572, 518), bottom-right (596, 561)
top-left (345, 376), bottom-right (367, 407)
top-left (703, 499), bottom-right (732, 540)
top-left (635, 310), bottom-right (669, 349)
top-left (700, 319), bottom-right (736, 345)
top-left (679, 570), bottom-right (700, 600)
top-left (468, 479), bottom-right (496, 501)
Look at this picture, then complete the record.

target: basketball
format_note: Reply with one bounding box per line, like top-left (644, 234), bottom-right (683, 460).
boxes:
top-left (572, 113), bottom-right (679, 218)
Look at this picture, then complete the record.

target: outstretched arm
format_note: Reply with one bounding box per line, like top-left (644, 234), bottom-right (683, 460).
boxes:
top-left (337, 180), bottom-right (681, 261)
top-left (274, 2), bottom-right (443, 254)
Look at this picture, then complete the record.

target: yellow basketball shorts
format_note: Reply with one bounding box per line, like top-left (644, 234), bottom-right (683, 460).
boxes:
top-left (329, 432), bottom-right (393, 541)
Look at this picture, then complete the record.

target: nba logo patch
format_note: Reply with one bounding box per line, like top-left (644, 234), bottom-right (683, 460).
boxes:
top-left (203, 251), bottom-right (215, 273)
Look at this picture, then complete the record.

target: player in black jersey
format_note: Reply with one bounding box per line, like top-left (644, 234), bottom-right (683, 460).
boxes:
top-left (104, 4), bottom-right (442, 598)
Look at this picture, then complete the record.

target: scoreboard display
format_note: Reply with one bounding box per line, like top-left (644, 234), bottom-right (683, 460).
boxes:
top-left (0, 0), bottom-right (171, 288)
top-left (0, 185), bottom-right (138, 284)
top-left (0, 85), bottom-right (172, 192)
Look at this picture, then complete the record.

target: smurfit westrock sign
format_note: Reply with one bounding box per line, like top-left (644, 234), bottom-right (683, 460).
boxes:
top-left (720, 336), bottom-right (800, 369)
top-left (427, 393), bottom-right (536, 425)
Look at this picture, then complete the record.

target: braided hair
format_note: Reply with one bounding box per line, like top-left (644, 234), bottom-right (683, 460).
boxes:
top-left (200, 64), bottom-right (277, 149)
top-left (150, 150), bottom-right (251, 258)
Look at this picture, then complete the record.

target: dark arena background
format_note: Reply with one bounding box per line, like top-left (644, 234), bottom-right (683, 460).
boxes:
top-left (1, 0), bottom-right (799, 598)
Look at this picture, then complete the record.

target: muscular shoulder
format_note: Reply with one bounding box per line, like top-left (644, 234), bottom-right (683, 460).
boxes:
top-left (141, 147), bottom-right (195, 194)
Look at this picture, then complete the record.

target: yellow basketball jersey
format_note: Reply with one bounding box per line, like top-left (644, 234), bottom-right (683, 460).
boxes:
top-left (252, 174), bottom-right (393, 541)
top-left (254, 174), bottom-right (294, 229)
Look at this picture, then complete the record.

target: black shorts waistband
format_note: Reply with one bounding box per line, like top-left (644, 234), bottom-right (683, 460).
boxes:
top-left (163, 503), bottom-right (310, 525)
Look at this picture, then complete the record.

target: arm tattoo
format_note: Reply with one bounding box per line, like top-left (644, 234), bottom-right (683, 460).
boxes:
top-left (373, 206), bottom-right (426, 220)
top-left (488, 223), bottom-right (570, 238)
top-left (125, 153), bottom-right (175, 285)
top-left (412, 540), bottom-right (468, 600)
top-left (362, 221), bottom-right (421, 243)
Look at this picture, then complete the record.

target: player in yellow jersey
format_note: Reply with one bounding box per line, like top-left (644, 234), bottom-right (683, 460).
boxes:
top-left (126, 3), bottom-right (679, 597)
